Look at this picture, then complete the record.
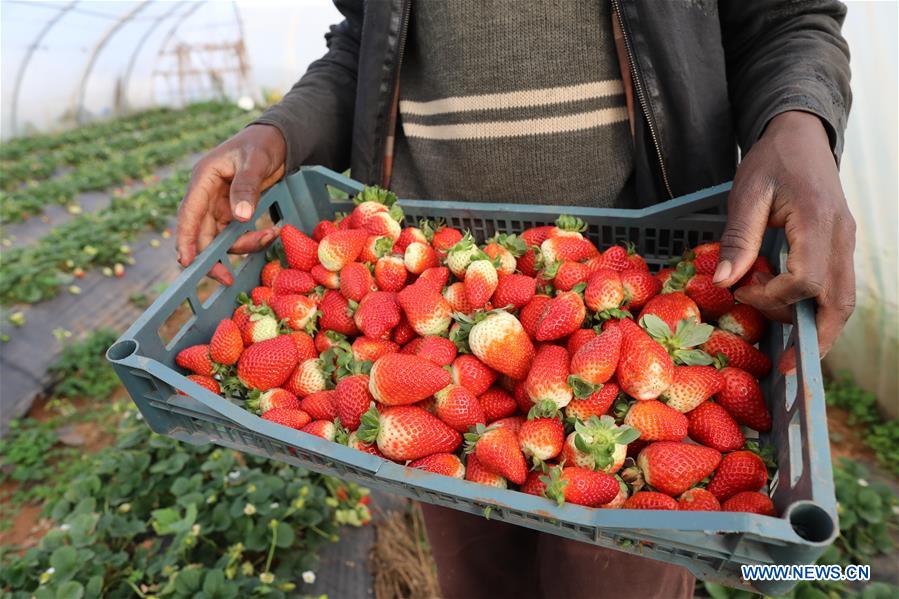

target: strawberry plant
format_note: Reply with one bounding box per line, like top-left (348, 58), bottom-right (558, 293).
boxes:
top-left (826, 373), bottom-right (899, 475)
top-left (46, 329), bottom-right (120, 403)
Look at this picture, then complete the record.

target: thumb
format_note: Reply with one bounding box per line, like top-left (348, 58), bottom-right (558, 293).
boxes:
top-left (229, 152), bottom-right (268, 222)
top-left (714, 178), bottom-right (772, 287)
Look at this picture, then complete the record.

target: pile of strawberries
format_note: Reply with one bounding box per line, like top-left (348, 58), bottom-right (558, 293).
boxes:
top-left (175, 186), bottom-right (779, 515)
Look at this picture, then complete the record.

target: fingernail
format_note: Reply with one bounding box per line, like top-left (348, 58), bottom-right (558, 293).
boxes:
top-left (712, 260), bottom-right (732, 285)
top-left (235, 201), bottom-right (252, 220)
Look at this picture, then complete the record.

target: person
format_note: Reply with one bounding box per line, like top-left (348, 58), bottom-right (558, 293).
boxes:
top-left (176, 1), bottom-right (855, 597)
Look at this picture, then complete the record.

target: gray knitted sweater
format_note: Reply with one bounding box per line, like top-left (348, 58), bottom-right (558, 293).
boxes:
top-left (390, 0), bottom-right (635, 208)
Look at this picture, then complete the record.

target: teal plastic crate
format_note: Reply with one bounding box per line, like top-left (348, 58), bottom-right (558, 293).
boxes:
top-left (108, 166), bottom-right (837, 594)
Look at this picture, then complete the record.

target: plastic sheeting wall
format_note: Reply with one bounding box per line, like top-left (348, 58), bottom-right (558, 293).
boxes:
top-left (828, 1), bottom-right (899, 417)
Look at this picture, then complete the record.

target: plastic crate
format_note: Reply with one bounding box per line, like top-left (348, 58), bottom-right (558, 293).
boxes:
top-left (108, 166), bottom-right (837, 594)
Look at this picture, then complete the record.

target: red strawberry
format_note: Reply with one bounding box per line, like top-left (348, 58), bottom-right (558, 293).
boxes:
top-left (408, 335), bottom-right (457, 366)
top-left (637, 441), bottom-right (721, 496)
top-left (434, 384), bottom-right (486, 432)
top-left (525, 344), bottom-right (572, 410)
top-left (687, 401), bottom-right (744, 452)
top-left (237, 336), bottom-right (299, 391)
top-left (392, 317), bottom-right (417, 346)
top-left (300, 389), bottom-right (338, 420)
top-left (465, 453), bottom-right (507, 488)
top-left (584, 268), bottom-right (626, 315)
top-left (246, 387), bottom-right (300, 413)
top-left (600, 478), bottom-right (629, 509)
top-left (360, 235), bottom-right (394, 263)
top-left (312, 220), bottom-right (338, 242)
top-left (464, 424), bottom-right (528, 485)
top-left (280, 225), bottom-right (319, 271)
top-left (620, 269), bottom-right (661, 310)
top-left (483, 233), bottom-right (524, 275)
top-left (491, 415), bottom-right (525, 435)
top-left (535, 291), bottom-right (586, 341)
top-left (301, 420), bottom-right (338, 441)
top-left (440, 283), bottom-right (469, 314)
top-left (685, 273), bottom-right (735, 319)
top-left (722, 491), bottom-right (775, 516)
top-left (351, 336), bottom-right (399, 363)
top-left (624, 400), bottom-right (688, 441)
top-left (735, 255), bottom-right (773, 289)
top-left (176, 345), bottom-right (214, 376)
top-left (516, 247), bottom-right (542, 277)
top-left (655, 268), bottom-right (675, 288)
top-left (271, 294), bottom-right (317, 331)
top-left (566, 328), bottom-right (598, 356)
top-left (521, 225), bottom-right (554, 247)
top-left (540, 236), bottom-right (598, 263)
top-left (361, 210), bottom-right (401, 241)
top-left (369, 353), bottom-right (452, 405)
top-left (520, 471), bottom-right (547, 497)
top-left (596, 245), bottom-right (630, 272)
top-left (210, 319), bottom-right (243, 365)
top-left (261, 407), bottom-right (312, 430)
top-left (273, 269), bottom-right (315, 296)
top-left (346, 430), bottom-right (386, 457)
top-left (464, 260), bottom-right (499, 309)
top-left (238, 308), bottom-right (280, 345)
top-left (334, 374), bottom-right (373, 430)
top-left (354, 291), bottom-right (401, 339)
top-left (707, 450), bottom-right (768, 501)
top-left (460, 310), bottom-right (535, 380)
top-left (687, 242), bottom-right (720, 276)
top-left (660, 365), bottom-right (723, 413)
top-left (565, 381), bottom-right (619, 422)
top-left (519, 417), bottom-right (565, 462)
top-left (519, 294), bottom-right (552, 339)
top-left (478, 387), bottom-right (518, 422)
top-left (513, 381), bottom-right (533, 414)
top-left (422, 221), bottom-right (463, 259)
top-left (624, 491), bottom-right (679, 510)
top-left (357, 405), bottom-right (461, 462)
top-left (318, 229), bottom-right (368, 271)
top-left (678, 488), bottom-right (722, 511)
top-left (397, 283), bottom-right (453, 336)
top-left (702, 329), bottom-right (771, 378)
top-left (569, 325), bottom-right (621, 394)
top-left (289, 331), bottom-right (317, 361)
top-left (339, 262), bottom-right (375, 302)
top-left (314, 330), bottom-right (344, 355)
top-left (542, 465), bottom-right (619, 507)
top-left (393, 227), bottom-right (428, 255)
top-left (615, 318), bottom-right (675, 400)
top-left (492, 274), bottom-right (536, 310)
top-left (409, 453), bottom-right (465, 478)
top-left (450, 354), bottom-right (497, 396)
top-left (624, 246), bottom-right (649, 272)
top-left (374, 255), bottom-right (408, 291)
top-left (714, 367), bottom-right (772, 432)
top-left (285, 357), bottom-right (329, 397)
top-left (180, 374), bottom-right (220, 396)
top-left (718, 304), bottom-right (766, 345)
top-left (404, 241), bottom-right (439, 275)
top-left (417, 266), bottom-right (450, 293)
top-left (311, 263), bottom-right (340, 289)
top-left (638, 292), bottom-right (701, 334)
top-left (251, 286), bottom-right (274, 306)
top-left (261, 260), bottom-right (283, 287)
top-left (317, 289), bottom-right (357, 336)
top-left (550, 260), bottom-right (590, 291)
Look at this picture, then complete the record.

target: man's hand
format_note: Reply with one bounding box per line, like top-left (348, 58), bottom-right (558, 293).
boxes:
top-left (714, 111), bottom-right (856, 373)
top-left (176, 124), bottom-right (287, 284)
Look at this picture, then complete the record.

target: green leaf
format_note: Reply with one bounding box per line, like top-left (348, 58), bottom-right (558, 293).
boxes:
top-left (55, 581), bottom-right (85, 599)
top-left (674, 349), bottom-right (715, 366)
top-left (275, 521), bottom-right (295, 548)
top-left (639, 314), bottom-right (672, 340)
top-left (50, 545), bottom-right (79, 579)
top-left (673, 320), bottom-right (713, 348)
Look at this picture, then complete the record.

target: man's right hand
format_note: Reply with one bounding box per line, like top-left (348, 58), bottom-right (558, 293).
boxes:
top-left (176, 124), bottom-right (287, 285)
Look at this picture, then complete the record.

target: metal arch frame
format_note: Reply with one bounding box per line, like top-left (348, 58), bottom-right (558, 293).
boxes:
top-left (148, 1), bottom-right (203, 106)
top-left (9, 1), bottom-right (77, 136)
top-left (72, 0), bottom-right (151, 124)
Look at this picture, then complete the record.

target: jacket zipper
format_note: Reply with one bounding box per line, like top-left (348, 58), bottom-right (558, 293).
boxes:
top-left (611, 0), bottom-right (674, 199)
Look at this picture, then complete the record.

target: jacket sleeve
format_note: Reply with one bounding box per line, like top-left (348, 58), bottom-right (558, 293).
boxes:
top-left (251, 0), bottom-right (362, 173)
top-left (719, 0), bottom-right (851, 163)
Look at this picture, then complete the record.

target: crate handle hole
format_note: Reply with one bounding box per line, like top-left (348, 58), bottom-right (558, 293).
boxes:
top-left (107, 340), bottom-right (138, 362)
top-left (787, 501), bottom-right (836, 544)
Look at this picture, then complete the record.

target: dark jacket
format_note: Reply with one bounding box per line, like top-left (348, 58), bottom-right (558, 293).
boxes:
top-left (254, 0), bottom-right (851, 206)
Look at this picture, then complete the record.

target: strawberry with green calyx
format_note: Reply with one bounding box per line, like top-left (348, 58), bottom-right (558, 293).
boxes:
top-left (346, 430), bottom-right (386, 457)
top-left (702, 329), bottom-right (771, 378)
top-left (624, 491), bottom-right (679, 510)
top-left (565, 381), bottom-right (620, 423)
top-left (464, 257), bottom-right (499, 309)
top-left (234, 298), bottom-right (281, 345)
top-left (544, 260), bottom-right (591, 292)
top-left (659, 365), bottom-right (723, 413)
top-left (280, 224), bottom-right (319, 272)
top-left (484, 232), bottom-right (527, 274)
top-left (535, 290), bottom-right (586, 341)
top-left (176, 344), bottom-right (214, 376)
top-left (722, 491), bottom-right (775, 516)
top-left (550, 214), bottom-right (588, 238)
top-left (622, 400), bottom-right (688, 442)
top-left (314, 329), bottom-right (351, 356)
top-left (409, 453), bottom-right (466, 478)
top-left (463, 422), bottom-right (528, 485)
top-left (445, 232), bottom-right (482, 277)
top-left (637, 291), bottom-right (701, 334)
top-left (525, 344), bottom-right (573, 410)
top-left (434, 384), bottom-right (487, 432)
top-left (349, 185), bottom-right (400, 227)
top-left (636, 441), bottom-right (722, 496)
top-left (516, 246), bottom-right (543, 277)
top-left (419, 219), bottom-right (463, 259)
top-left (357, 405), bottom-right (461, 462)
top-left (261, 407), bottom-right (312, 430)
top-left (640, 313), bottom-right (714, 366)
top-left (615, 318), bottom-right (675, 401)
top-left (271, 294), bottom-right (318, 332)
top-left (368, 352), bottom-right (452, 405)
top-left (540, 235), bottom-right (599, 264)
top-left (246, 387), bottom-right (300, 414)
top-left (519, 415), bottom-right (565, 464)
top-left (681, 242), bottom-right (720, 276)
top-left (520, 470), bottom-right (548, 497)
top-left (663, 261), bottom-right (734, 319)
top-left (362, 210), bottom-right (402, 241)
top-left (334, 372), bottom-right (373, 430)
top-left (620, 268), bottom-right (661, 310)
top-left (541, 465), bottom-right (619, 507)
top-left (285, 357), bottom-right (331, 397)
top-left (360, 235), bottom-right (395, 264)
top-left (452, 310), bottom-right (534, 380)
top-left (569, 415), bottom-right (640, 473)
top-left (568, 324), bottom-right (622, 396)
top-left (584, 268), bottom-right (629, 319)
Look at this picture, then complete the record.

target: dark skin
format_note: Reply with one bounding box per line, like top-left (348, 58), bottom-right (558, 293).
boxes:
top-left (176, 110), bottom-right (856, 371)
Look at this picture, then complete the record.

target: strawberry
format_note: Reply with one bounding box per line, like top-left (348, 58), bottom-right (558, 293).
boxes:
top-left (492, 274), bottom-right (536, 310)
top-left (273, 269), bottom-right (316, 296)
top-left (540, 236), bottom-right (598, 263)
top-left (392, 317), bottom-right (417, 345)
top-left (246, 387), bottom-right (300, 414)
top-left (484, 233), bottom-right (525, 275)
top-left (314, 330), bottom-right (345, 355)
top-left (718, 304), bottom-right (766, 345)
top-left (311, 263), bottom-right (341, 289)
top-left (513, 381), bottom-right (533, 413)
top-left (450, 354), bottom-right (497, 396)
top-left (615, 318), bottom-right (675, 400)
top-left (407, 335), bottom-right (457, 366)
top-left (519, 417), bottom-right (565, 462)
top-left (465, 454), bottom-right (507, 488)
top-left (596, 245), bottom-right (630, 272)
top-left (735, 255), bottom-right (773, 289)
top-left (521, 225), bottom-right (554, 247)
top-left (374, 255), bottom-right (408, 291)
top-left (358, 405), bottom-right (461, 462)
top-left (549, 215), bottom-right (587, 238)
top-left (624, 491), bottom-right (679, 510)
top-left (660, 365), bottom-right (723, 413)
top-left (300, 389), bottom-right (338, 420)
top-left (354, 291), bottom-right (401, 339)
top-left (301, 420), bottom-right (338, 441)
top-left (445, 233), bottom-right (481, 277)
top-left (525, 344), bottom-right (573, 410)
top-left (315, 290), bottom-right (355, 336)
top-left (417, 266), bottom-right (450, 292)
top-left (237, 308), bottom-right (280, 345)
top-left (346, 431), bottom-right (386, 458)
top-left (566, 328), bottom-right (599, 356)
top-left (569, 325), bottom-right (621, 394)
top-left (535, 291), bottom-right (586, 341)
top-left (456, 310), bottom-right (535, 380)
top-left (312, 220), bottom-right (338, 242)
top-left (289, 331), bottom-right (317, 361)
top-left (464, 259), bottom-right (499, 309)
top-left (678, 488), bottom-right (722, 511)
top-left (176, 345), bottom-right (214, 376)
top-left (516, 247), bottom-right (542, 277)
top-left (640, 313), bottom-right (715, 366)
top-left (722, 491), bottom-right (775, 515)
top-left (397, 282), bottom-right (453, 336)
top-left (393, 226), bottom-right (428, 255)
top-left (542, 465), bottom-right (619, 507)
top-left (409, 453), bottom-right (465, 478)
top-left (478, 387), bottom-right (518, 422)
top-left (548, 260), bottom-right (590, 291)
top-left (351, 336), bottom-right (399, 363)
top-left (349, 187), bottom-right (398, 224)
top-left (520, 471), bottom-right (547, 497)
top-left (434, 384), bottom-right (486, 432)
top-left (318, 229), bottom-right (368, 271)
top-left (714, 366), bottom-right (772, 431)
top-left (361, 210), bottom-right (402, 241)
top-left (584, 268), bottom-right (626, 316)
top-left (638, 292), bottom-right (701, 334)
top-left (334, 374), bottom-right (373, 430)
top-left (685, 242), bottom-right (720, 276)
top-left (685, 273), bottom-right (734, 319)
top-left (655, 268), bottom-right (675, 288)
top-left (702, 329), bottom-right (771, 378)
top-left (443, 281), bottom-right (474, 313)
top-left (637, 441), bottom-right (721, 496)
top-left (280, 224), bottom-right (319, 271)
top-left (564, 415), bottom-right (638, 473)
top-left (420, 220), bottom-right (464, 259)
top-left (339, 262), bottom-right (375, 302)
top-left (261, 407), bottom-right (311, 430)
top-left (360, 235), bottom-right (394, 263)
top-left (565, 381), bottom-right (619, 422)
top-left (491, 415), bottom-right (525, 435)
top-left (180, 374), bottom-right (220, 396)
top-left (464, 423), bottom-right (527, 485)
top-left (261, 260), bottom-right (283, 287)
top-left (404, 241), bottom-right (439, 275)
top-left (687, 401), bottom-right (744, 452)
top-left (369, 353), bottom-right (452, 405)
top-left (237, 336), bottom-right (299, 391)
top-left (624, 245), bottom-right (649, 272)
top-left (209, 319), bottom-right (243, 365)
top-left (251, 286), bottom-right (274, 306)
top-left (624, 400), bottom-right (689, 441)
top-left (271, 294), bottom-right (317, 331)
top-left (620, 269), bottom-right (661, 310)
top-left (599, 477), bottom-right (630, 509)
top-left (285, 357), bottom-right (329, 397)
top-left (707, 450), bottom-right (768, 501)
top-left (519, 294), bottom-right (552, 339)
